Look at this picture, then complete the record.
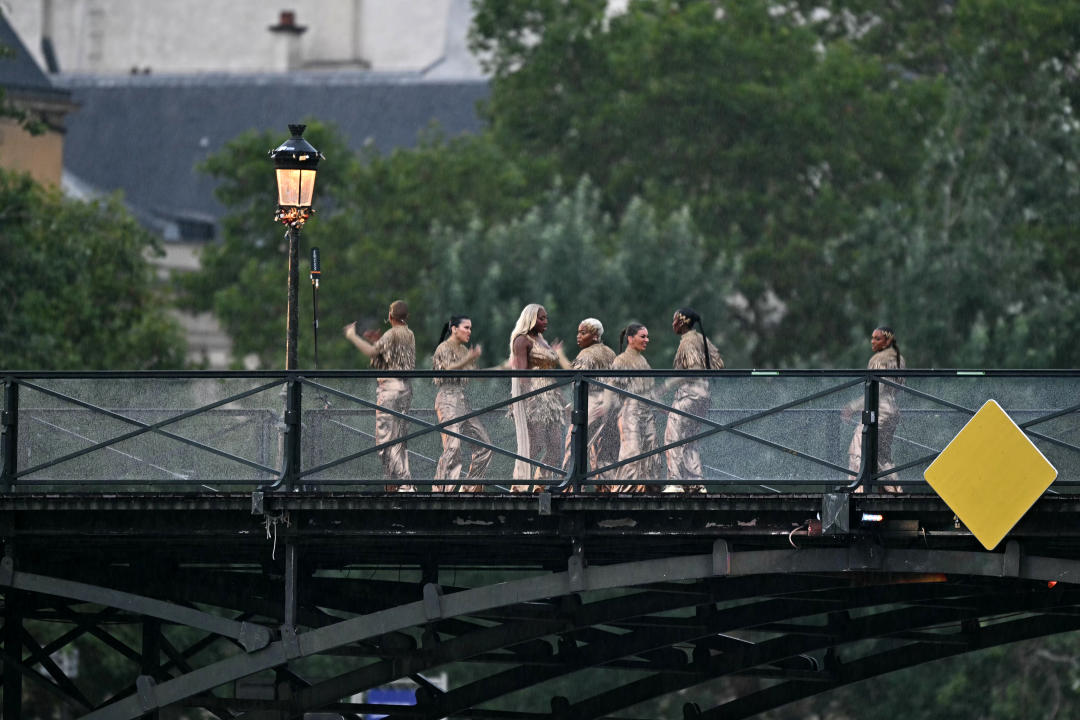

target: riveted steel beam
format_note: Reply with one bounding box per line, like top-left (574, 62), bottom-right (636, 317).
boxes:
top-left (75, 546), bottom-right (1080, 720)
top-left (0, 558), bottom-right (271, 652)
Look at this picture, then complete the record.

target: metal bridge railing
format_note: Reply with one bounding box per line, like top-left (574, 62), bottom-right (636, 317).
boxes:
top-left (2, 370), bottom-right (1078, 494)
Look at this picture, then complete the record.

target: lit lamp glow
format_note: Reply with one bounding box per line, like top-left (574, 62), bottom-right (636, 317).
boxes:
top-left (270, 124), bottom-right (322, 226)
top-left (269, 123), bottom-right (324, 370)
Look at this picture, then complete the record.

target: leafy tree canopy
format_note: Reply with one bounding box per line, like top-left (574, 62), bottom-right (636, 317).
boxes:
top-left (0, 170), bottom-right (186, 369)
top-left (472, 0), bottom-right (945, 364)
top-left (180, 122), bottom-right (541, 368)
top-left (428, 176), bottom-right (737, 364)
top-left (188, 0), bottom-right (1080, 371)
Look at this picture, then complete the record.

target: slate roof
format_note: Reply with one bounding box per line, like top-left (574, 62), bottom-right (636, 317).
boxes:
top-left (0, 11), bottom-right (71, 104)
top-left (56, 72), bottom-right (490, 239)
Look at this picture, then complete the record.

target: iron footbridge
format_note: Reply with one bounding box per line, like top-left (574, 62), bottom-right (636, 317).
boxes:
top-left (2, 369), bottom-right (1080, 719)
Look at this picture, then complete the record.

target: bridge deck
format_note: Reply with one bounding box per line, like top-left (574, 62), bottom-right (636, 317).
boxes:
top-left (3, 370), bottom-right (1080, 719)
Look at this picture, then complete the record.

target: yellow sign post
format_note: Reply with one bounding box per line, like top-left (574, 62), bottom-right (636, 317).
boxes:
top-left (923, 399), bottom-right (1056, 550)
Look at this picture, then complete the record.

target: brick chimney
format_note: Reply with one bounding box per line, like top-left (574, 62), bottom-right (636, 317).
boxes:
top-left (268, 10), bottom-right (307, 71)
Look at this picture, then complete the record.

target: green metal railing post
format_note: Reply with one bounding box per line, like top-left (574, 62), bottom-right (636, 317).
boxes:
top-left (855, 376), bottom-right (880, 492)
top-left (1, 379), bottom-right (17, 492)
top-left (568, 377), bottom-right (590, 492)
top-left (283, 376), bottom-right (302, 492)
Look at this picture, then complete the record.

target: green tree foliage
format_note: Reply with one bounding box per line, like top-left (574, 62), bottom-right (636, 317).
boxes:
top-left (808, 634), bottom-right (1080, 720)
top-left (181, 122), bottom-right (539, 368)
top-left (428, 176), bottom-right (736, 363)
top-left (835, 36), bottom-right (1080, 367)
top-left (0, 170), bottom-right (185, 369)
top-left (471, 0), bottom-right (944, 365)
top-left (185, 0), bottom-right (1080, 372)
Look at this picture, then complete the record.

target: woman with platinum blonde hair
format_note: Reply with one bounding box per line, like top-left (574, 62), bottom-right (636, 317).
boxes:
top-left (562, 317), bottom-right (618, 487)
top-left (509, 303), bottom-right (569, 491)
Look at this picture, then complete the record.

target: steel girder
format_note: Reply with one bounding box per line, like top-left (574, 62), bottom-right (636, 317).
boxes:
top-left (0, 542), bottom-right (1072, 719)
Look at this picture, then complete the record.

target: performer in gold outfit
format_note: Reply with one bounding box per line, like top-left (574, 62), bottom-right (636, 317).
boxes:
top-left (663, 308), bottom-right (723, 493)
top-left (606, 323), bottom-right (662, 492)
top-left (431, 315), bottom-right (491, 492)
top-left (562, 318), bottom-right (619, 489)
top-left (509, 304), bottom-right (568, 492)
top-left (344, 300), bottom-right (416, 492)
top-left (843, 326), bottom-right (906, 492)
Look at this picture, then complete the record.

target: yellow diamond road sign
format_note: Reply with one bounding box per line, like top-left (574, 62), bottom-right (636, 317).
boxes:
top-left (924, 399), bottom-right (1057, 550)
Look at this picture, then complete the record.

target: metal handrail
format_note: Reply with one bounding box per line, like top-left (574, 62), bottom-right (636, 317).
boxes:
top-left (2, 369), bottom-right (1078, 494)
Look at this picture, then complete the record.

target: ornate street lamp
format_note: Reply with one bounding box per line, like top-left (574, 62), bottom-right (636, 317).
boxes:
top-left (270, 124), bottom-right (322, 370)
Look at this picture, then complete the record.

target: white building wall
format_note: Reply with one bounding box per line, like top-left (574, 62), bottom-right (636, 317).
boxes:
top-left (4, 0), bottom-right (474, 75)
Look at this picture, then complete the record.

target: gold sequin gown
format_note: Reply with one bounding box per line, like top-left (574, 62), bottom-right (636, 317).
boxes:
top-left (562, 342), bottom-right (618, 489)
top-left (432, 339), bottom-right (492, 492)
top-left (606, 347), bottom-right (662, 492)
top-left (848, 347), bottom-right (906, 492)
top-left (664, 330), bottom-right (724, 491)
top-left (511, 336), bottom-right (567, 491)
top-left (370, 325), bottom-right (415, 491)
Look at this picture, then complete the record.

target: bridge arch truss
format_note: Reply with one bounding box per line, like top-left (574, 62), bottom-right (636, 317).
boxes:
top-left (4, 495), bottom-right (1080, 720)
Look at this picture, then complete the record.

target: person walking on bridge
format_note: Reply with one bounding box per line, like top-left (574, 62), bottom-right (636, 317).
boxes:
top-left (663, 308), bottom-right (723, 494)
top-left (432, 315), bottom-right (492, 492)
top-left (605, 323), bottom-right (662, 493)
top-left (509, 304), bottom-right (569, 492)
top-left (345, 300), bottom-right (416, 492)
top-left (562, 318), bottom-right (618, 489)
top-left (844, 325), bottom-right (906, 492)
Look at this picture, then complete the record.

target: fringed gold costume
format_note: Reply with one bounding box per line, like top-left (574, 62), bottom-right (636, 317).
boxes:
top-left (562, 343), bottom-right (618, 489)
top-left (606, 347), bottom-right (662, 492)
top-left (664, 330), bottom-right (723, 491)
top-left (370, 326), bottom-right (416, 491)
top-left (432, 339), bottom-right (491, 492)
top-left (848, 348), bottom-right (906, 492)
top-left (511, 338), bottom-right (567, 491)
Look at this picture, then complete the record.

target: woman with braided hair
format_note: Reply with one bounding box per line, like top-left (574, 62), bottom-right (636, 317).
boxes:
top-left (663, 307), bottom-right (724, 493)
top-left (605, 323), bottom-right (662, 492)
top-left (431, 315), bottom-right (492, 492)
top-left (843, 325), bottom-right (906, 492)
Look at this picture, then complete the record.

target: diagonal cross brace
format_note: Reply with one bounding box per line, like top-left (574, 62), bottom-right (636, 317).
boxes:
top-left (76, 545), bottom-right (1080, 720)
top-left (0, 558), bottom-right (271, 653)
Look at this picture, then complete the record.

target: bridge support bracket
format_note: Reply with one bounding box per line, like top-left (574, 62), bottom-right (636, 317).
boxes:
top-left (568, 540), bottom-right (586, 591)
top-left (135, 675), bottom-right (158, 712)
top-left (1002, 540), bottom-right (1022, 577)
top-left (239, 621), bottom-right (272, 653)
top-left (821, 493), bottom-right (850, 535)
top-left (281, 624), bottom-right (302, 660)
top-left (0, 554), bottom-right (12, 586)
top-left (712, 539), bottom-right (731, 576)
top-left (423, 583), bottom-right (444, 620)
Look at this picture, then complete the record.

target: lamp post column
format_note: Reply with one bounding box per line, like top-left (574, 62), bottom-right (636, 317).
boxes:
top-left (270, 123), bottom-right (322, 370)
top-left (286, 224), bottom-right (300, 370)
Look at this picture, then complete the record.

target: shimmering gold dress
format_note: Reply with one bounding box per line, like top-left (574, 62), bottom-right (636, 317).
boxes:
top-left (664, 330), bottom-right (723, 491)
top-left (432, 339), bottom-right (492, 492)
top-left (562, 342), bottom-right (618, 489)
top-left (848, 347), bottom-right (906, 492)
top-left (370, 325), bottom-right (415, 491)
top-left (511, 336), bottom-right (567, 491)
top-left (607, 347), bottom-right (662, 492)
